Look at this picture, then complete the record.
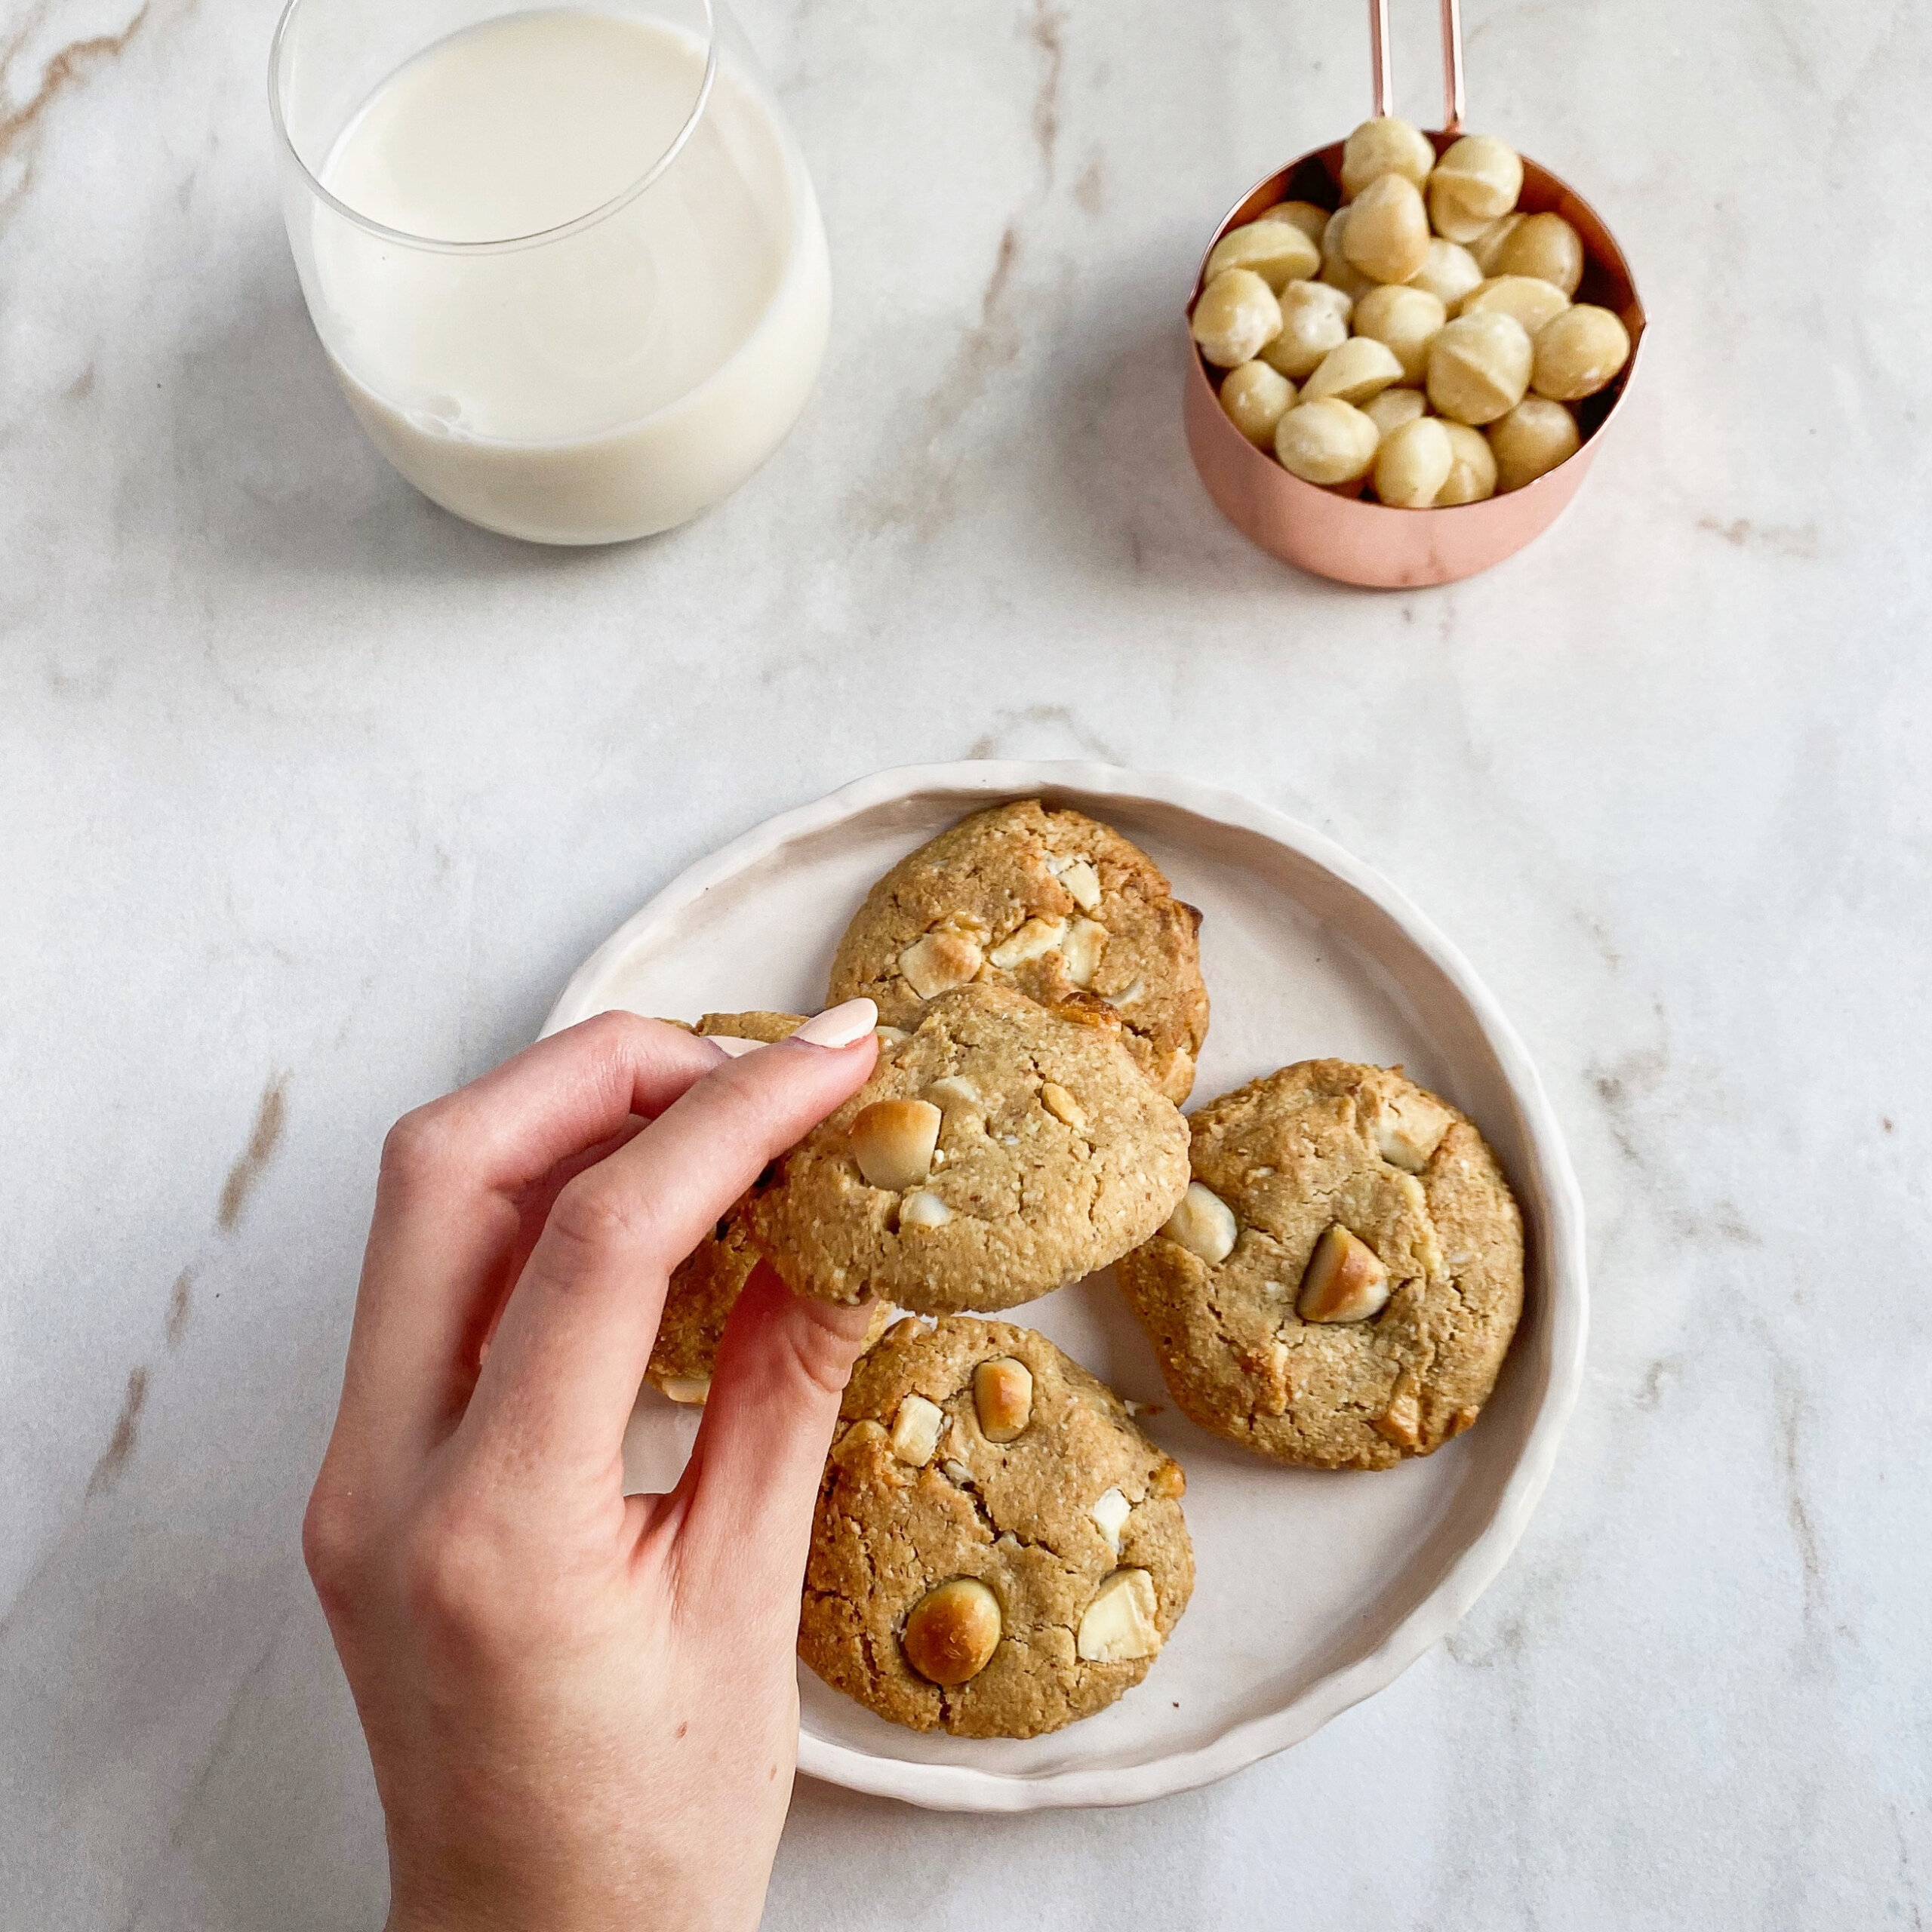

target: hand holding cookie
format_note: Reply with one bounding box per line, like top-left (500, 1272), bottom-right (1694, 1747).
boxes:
top-left (302, 1007), bottom-right (882, 1932)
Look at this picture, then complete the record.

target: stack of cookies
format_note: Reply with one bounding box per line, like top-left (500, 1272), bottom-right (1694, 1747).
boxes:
top-left (651, 799), bottom-right (1524, 1741)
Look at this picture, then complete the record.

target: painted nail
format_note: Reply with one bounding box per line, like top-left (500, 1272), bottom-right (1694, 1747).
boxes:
top-left (705, 1035), bottom-right (764, 1058)
top-left (791, 998), bottom-right (879, 1048)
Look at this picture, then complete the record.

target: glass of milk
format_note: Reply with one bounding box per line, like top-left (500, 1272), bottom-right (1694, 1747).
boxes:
top-left (269, 0), bottom-right (830, 544)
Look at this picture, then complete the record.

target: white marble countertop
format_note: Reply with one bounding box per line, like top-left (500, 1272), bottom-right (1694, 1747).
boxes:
top-left (4, 0), bottom-right (1927, 1924)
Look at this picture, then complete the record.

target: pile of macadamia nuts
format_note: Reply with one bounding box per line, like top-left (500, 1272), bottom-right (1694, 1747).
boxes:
top-left (1191, 118), bottom-right (1632, 506)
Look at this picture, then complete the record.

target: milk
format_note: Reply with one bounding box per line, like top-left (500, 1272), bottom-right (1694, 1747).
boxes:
top-left (302, 9), bottom-right (829, 544)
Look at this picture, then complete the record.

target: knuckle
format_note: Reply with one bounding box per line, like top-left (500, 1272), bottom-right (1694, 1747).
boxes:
top-left (378, 1102), bottom-right (466, 1194)
top-left (398, 1495), bottom-right (508, 1647)
top-left (541, 1171), bottom-right (666, 1278)
top-left (301, 1480), bottom-right (369, 1619)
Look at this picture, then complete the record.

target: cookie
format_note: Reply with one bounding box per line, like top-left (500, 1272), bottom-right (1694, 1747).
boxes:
top-left (800, 1315), bottom-right (1192, 1738)
top-left (828, 801), bottom-right (1210, 1103)
top-left (746, 982), bottom-right (1190, 1314)
top-left (1115, 1061), bottom-right (1524, 1469)
top-left (646, 1012), bottom-right (885, 1401)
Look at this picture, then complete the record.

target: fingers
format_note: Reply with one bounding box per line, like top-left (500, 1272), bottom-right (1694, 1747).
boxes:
top-left (676, 1263), bottom-right (877, 1595)
top-left (468, 1007), bottom-right (878, 1485)
top-left (331, 1013), bottom-right (724, 1482)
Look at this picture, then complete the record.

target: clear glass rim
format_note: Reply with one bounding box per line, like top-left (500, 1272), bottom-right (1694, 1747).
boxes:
top-left (266, 0), bottom-right (719, 256)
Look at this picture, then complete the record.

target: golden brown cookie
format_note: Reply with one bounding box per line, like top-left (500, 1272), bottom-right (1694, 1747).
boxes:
top-left (800, 1316), bottom-right (1192, 1738)
top-left (1115, 1061), bottom-right (1524, 1469)
top-left (646, 1012), bottom-right (889, 1401)
top-left (746, 983), bottom-right (1189, 1314)
top-left (827, 801), bottom-right (1209, 1103)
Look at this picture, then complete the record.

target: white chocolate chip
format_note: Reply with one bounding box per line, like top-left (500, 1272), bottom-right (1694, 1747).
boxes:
top-left (659, 1376), bottom-right (710, 1405)
top-left (1373, 1089), bottom-right (1455, 1171)
top-left (1297, 1225), bottom-right (1392, 1323)
top-left (889, 1393), bottom-right (946, 1465)
top-left (1091, 1486), bottom-right (1131, 1555)
top-left (899, 1189), bottom-right (952, 1229)
top-left (1058, 858), bottom-right (1102, 911)
top-left (1162, 1182), bottom-right (1238, 1265)
top-left (898, 931), bottom-right (983, 1000)
top-left (1107, 978), bottom-right (1145, 1008)
top-left (989, 915), bottom-right (1069, 971)
top-left (1060, 918), bottom-right (1107, 987)
top-left (874, 1025), bottom-right (912, 1048)
top-left (1040, 1082), bottom-right (1086, 1130)
top-left (848, 1098), bottom-right (942, 1190)
top-left (1077, 1568), bottom-right (1162, 1663)
top-left (942, 1460), bottom-right (975, 1486)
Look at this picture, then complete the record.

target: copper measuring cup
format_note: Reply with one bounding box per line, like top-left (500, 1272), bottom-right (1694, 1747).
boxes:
top-left (1183, 0), bottom-right (1646, 588)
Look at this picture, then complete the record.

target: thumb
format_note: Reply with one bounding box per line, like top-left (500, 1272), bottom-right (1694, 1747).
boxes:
top-left (677, 1262), bottom-right (877, 1590)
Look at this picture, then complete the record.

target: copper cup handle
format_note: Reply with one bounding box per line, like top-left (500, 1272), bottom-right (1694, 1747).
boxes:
top-left (1368, 0), bottom-right (1466, 133)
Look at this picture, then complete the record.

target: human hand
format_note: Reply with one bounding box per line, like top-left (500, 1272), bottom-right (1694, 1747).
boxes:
top-left (302, 1001), bottom-right (881, 1932)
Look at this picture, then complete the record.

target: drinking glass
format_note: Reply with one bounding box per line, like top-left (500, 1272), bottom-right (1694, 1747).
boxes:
top-left (269, 0), bottom-right (831, 544)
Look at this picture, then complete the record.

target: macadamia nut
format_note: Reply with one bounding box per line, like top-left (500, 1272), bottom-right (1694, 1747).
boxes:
top-left (1191, 267), bottom-right (1281, 368)
top-left (1531, 303), bottom-right (1631, 400)
top-left (1410, 237), bottom-right (1484, 309)
top-left (1426, 309), bottom-right (1534, 424)
top-left (1488, 396), bottom-right (1580, 491)
top-left (1266, 198), bottom-right (1333, 244)
top-left (1468, 211), bottom-right (1525, 276)
top-left (1219, 360), bottom-right (1296, 447)
top-left (1428, 134), bottom-right (1523, 242)
top-left (1342, 171), bottom-right (1432, 285)
top-left (1374, 414), bottom-right (1455, 509)
top-left (1459, 274), bottom-right (1569, 336)
top-left (1303, 334), bottom-right (1404, 406)
top-left (1340, 115), bottom-right (1437, 198)
top-left (1205, 217), bottom-right (1321, 291)
top-left (1435, 420), bottom-right (1499, 504)
top-left (1274, 397), bottom-right (1380, 485)
top-left (1492, 211), bottom-right (1584, 297)
top-left (1352, 283), bottom-right (1447, 383)
top-left (1361, 386), bottom-right (1428, 438)
top-left (1260, 278), bottom-right (1352, 378)
top-left (1320, 208), bottom-right (1377, 301)
top-left (903, 1578), bottom-right (1001, 1684)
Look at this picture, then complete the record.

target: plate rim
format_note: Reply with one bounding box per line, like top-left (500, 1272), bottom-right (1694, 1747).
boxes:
top-left (541, 758), bottom-right (1589, 1811)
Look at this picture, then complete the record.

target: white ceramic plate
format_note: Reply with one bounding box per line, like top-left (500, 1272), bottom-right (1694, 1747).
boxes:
top-left (541, 760), bottom-right (1587, 1812)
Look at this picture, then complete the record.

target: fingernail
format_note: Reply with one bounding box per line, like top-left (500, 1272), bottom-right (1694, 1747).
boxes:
top-left (705, 1035), bottom-right (764, 1058)
top-left (791, 998), bottom-right (879, 1048)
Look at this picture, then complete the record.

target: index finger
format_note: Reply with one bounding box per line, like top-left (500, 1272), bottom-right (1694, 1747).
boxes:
top-left (331, 1011), bottom-right (727, 1481)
